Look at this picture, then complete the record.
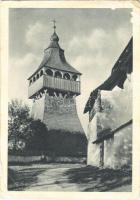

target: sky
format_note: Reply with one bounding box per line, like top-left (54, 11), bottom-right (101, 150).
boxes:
top-left (9, 8), bottom-right (132, 133)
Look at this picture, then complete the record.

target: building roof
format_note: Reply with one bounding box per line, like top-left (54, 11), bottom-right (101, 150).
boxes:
top-left (84, 37), bottom-right (133, 114)
top-left (28, 31), bottom-right (81, 80)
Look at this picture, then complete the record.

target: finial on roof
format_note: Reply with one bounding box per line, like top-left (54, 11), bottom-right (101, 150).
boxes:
top-left (50, 19), bottom-right (59, 42)
top-left (52, 19), bottom-right (56, 33)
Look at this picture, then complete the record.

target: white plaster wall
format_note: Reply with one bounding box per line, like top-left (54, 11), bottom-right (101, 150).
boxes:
top-left (87, 77), bottom-right (132, 168)
top-left (101, 78), bottom-right (132, 168)
top-left (101, 78), bottom-right (132, 130)
top-left (87, 113), bottom-right (101, 166)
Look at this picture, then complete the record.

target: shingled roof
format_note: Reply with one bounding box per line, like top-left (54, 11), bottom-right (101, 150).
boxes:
top-left (28, 31), bottom-right (81, 79)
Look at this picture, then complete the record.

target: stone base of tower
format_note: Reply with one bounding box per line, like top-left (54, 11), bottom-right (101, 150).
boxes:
top-left (31, 93), bottom-right (87, 157)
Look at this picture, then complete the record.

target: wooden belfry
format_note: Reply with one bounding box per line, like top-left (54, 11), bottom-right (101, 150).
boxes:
top-left (28, 20), bottom-right (81, 99)
top-left (27, 22), bottom-right (87, 156)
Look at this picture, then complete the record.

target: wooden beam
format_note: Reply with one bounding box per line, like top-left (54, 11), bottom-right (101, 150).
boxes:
top-left (92, 119), bottom-right (132, 144)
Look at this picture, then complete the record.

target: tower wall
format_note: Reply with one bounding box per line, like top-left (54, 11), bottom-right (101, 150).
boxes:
top-left (31, 93), bottom-right (84, 133)
top-left (31, 95), bottom-right (45, 121)
top-left (31, 93), bottom-right (87, 156)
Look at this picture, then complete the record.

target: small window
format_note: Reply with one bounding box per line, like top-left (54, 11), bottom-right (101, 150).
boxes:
top-left (37, 74), bottom-right (39, 79)
top-left (55, 71), bottom-right (62, 78)
top-left (40, 70), bottom-right (43, 76)
top-left (29, 79), bottom-right (32, 85)
top-left (63, 73), bottom-right (70, 80)
top-left (46, 69), bottom-right (53, 76)
top-left (33, 77), bottom-right (36, 82)
top-left (72, 74), bottom-right (78, 81)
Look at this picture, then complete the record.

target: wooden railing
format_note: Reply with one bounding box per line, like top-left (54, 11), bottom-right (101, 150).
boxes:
top-left (28, 76), bottom-right (44, 98)
top-left (28, 75), bottom-right (80, 98)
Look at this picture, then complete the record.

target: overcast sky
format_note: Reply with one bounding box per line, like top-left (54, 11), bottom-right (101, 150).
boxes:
top-left (9, 8), bottom-right (132, 133)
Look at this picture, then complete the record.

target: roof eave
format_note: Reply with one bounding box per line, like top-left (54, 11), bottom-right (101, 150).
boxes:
top-left (27, 65), bottom-right (82, 80)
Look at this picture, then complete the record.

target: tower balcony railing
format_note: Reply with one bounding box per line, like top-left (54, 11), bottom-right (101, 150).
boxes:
top-left (28, 75), bottom-right (80, 99)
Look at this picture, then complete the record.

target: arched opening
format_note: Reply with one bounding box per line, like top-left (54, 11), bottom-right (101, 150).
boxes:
top-left (55, 71), bottom-right (62, 78)
top-left (40, 70), bottom-right (43, 76)
top-left (72, 74), bottom-right (78, 81)
top-left (46, 69), bottom-right (53, 76)
top-left (29, 79), bottom-right (32, 85)
top-left (63, 73), bottom-right (70, 80)
top-left (33, 77), bottom-right (36, 82)
top-left (36, 74), bottom-right (39, 79)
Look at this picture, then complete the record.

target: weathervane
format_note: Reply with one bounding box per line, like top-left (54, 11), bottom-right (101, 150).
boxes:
top-left (52, 19), bottom-right (56, 32)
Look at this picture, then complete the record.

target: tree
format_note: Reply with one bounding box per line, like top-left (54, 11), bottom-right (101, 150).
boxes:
top-left (8, 99), bottom-right (32, 151)
top-left (8, 99), bottom-right (48, 154)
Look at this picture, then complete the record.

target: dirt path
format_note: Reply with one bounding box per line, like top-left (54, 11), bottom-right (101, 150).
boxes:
top-left (9, 164), bottom-right (84, 191)
top-left (26, 164), bottom-right (83, 191)
top-left (8, 163), bottom-right (132, 191)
